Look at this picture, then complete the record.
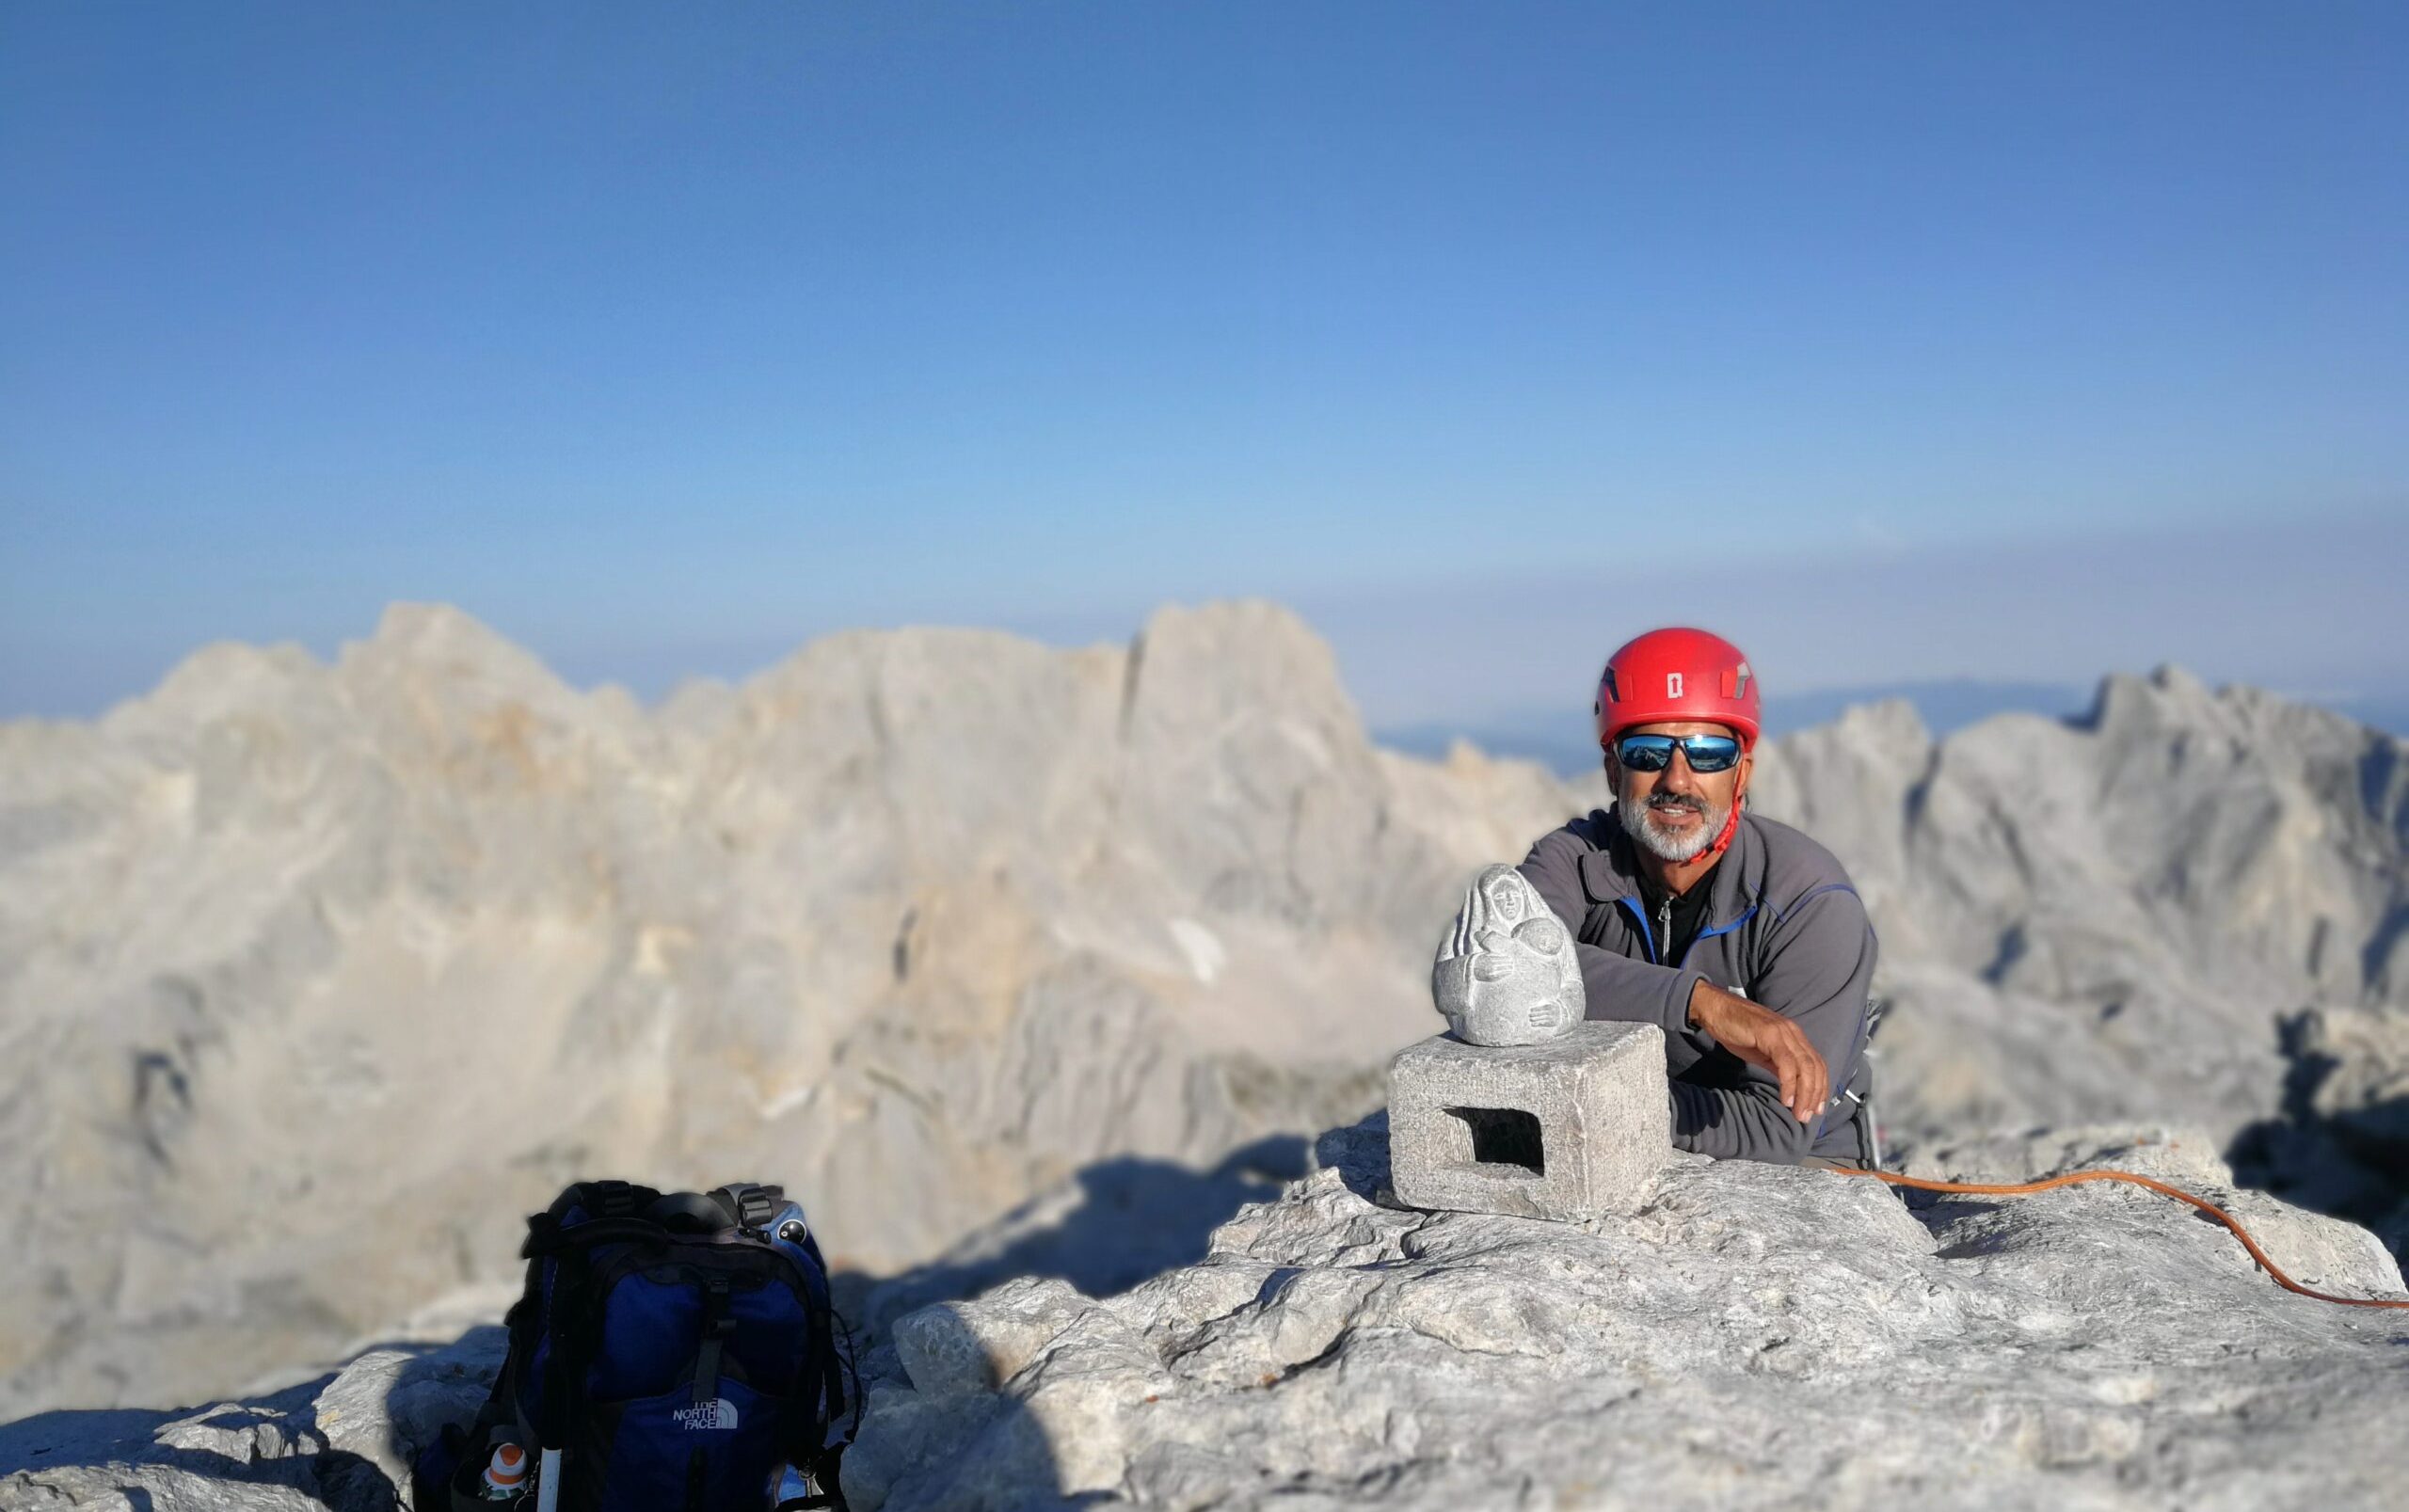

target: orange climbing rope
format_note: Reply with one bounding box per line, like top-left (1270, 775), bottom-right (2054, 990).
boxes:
top-left (1828, 1166), bottom-right (2409, 1311)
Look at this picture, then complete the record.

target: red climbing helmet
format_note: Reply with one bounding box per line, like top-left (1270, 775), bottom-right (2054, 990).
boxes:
top-left (1594, 628), bottom-right (1762, 752)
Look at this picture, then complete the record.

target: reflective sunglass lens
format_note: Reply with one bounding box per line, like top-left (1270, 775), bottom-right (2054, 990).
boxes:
top-left (1616, 738), bottom-right (1672, 770)
top-left (1686, 740), bottom-right (1740, 772)
top-left (1616, 735), bottom-right (1740, 772)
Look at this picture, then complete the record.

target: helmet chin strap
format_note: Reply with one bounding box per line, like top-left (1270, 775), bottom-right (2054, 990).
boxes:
top-left (1699, 740), bottom-right (1749, 863)
top-left (1700, 796), bottom-right (1742, 862)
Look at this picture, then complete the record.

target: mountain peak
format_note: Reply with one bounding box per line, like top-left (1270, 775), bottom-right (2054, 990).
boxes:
top-left (340, 601), bottom-right (575, 708)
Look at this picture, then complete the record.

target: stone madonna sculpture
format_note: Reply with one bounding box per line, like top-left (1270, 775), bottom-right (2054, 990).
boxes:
top-left (1431, 864), bottom-right (1586, 1045)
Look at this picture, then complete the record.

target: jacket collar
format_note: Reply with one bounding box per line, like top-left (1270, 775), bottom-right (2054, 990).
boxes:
top-left (1577, 804), bottom-right (1759, 927)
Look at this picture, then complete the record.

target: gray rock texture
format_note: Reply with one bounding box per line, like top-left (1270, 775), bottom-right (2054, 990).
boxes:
top-left (0, 602), bottom-right (1576, 1420)
top-left (1740, 673), bottom-right (2409, 1258)
top-left (1388, 1023), bottom-right (1668, 1219)
top-left (840, 1113), bottom-right (2408, 1512)
top-left (0, 1328), bottom-right (503, 1510)
top-left (1745, 672), bottom-right (2409, 1152)
top-left (7, 603), bottom-right (2408, 1439)
top-left (2229, 1005), bottom-right (2409, 1260)
top-left (14, 1115), bottom-right (2397, 1512)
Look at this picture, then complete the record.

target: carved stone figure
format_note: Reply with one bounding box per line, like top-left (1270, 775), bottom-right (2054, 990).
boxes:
top-left (1432, 864), bottom-right (1586, 1045)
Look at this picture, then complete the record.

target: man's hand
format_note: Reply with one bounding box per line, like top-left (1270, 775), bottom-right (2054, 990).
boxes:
top-left (1685, 980), bottom-right (1829, 1123)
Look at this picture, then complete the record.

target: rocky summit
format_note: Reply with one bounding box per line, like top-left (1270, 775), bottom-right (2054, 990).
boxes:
top-left (4, 599), bottom-right (2407, 1508)
top-left (6, 1113), bottom-right (2401, 1510)
top-left (837, 1116), bottom-right (2409, 1512)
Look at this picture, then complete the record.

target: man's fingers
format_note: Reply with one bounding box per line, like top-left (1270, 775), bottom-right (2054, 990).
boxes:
top-left (1716, 1000), bottom-right (1832, 1124)
top-left (1801, 1035), bottom-right (1830, 1117)
top-left (1768, 1042), bottom-right (1803, 1120)
top-left (1795, 1039), bottom-right (1829, 1123)
top-left (1771, 1027), bottom-right (1827, 1123)
top-left (1787, 1049), bottom-right (1816, 1122)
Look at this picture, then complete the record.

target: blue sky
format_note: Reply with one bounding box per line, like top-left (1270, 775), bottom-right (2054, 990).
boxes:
top-left (4, 3), bottom-right (2404, 730)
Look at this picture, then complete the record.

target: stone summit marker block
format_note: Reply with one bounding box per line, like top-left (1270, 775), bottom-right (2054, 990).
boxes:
top-left (1389, 1020), bottom-right (1670, 1220)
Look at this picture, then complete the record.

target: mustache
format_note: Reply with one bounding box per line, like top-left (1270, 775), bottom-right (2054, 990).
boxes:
top-left (1646, 793), bottom-right (1703, 811)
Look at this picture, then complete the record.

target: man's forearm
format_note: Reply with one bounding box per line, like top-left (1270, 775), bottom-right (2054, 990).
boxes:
top-left (1670, 1079), bottom-right (1814, 1163)
top-left (1683, 979), bottom-right (1830, 1122)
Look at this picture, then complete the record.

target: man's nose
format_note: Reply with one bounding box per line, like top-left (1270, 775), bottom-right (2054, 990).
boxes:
top-left (1658, 749), bottom-right (1701, 791)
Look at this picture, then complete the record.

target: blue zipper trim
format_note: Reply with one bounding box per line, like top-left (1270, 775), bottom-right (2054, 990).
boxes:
top-left (1618, 895), bottom-right (1657, 963)
top-left (1673, 900), bottom-right (1760, 970)
top-left (1775, 882), bottom-right (1858, 928)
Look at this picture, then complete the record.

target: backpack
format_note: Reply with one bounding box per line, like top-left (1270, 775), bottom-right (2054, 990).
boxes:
top-left (413, 1179), bottom-right (857, 1512)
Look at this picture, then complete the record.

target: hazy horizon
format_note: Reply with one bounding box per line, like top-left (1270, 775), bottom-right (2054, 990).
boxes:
top-left (10, 584), bottom-right (2404, 772)
top-left (7, 6), bottom-right (2404, 730)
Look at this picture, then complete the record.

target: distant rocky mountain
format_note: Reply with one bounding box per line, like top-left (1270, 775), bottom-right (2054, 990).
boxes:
top-left (0, 601), bottom-right (1573, 1421)
top-left (1380, 677), bottom-right (2409, 776)
top-left (2, 603), bottom-right (2402, 1430)
top-left (1376, 680), bottom-right (2093, 775)
top-left (1747, 670), bottom-right (2408, 1202)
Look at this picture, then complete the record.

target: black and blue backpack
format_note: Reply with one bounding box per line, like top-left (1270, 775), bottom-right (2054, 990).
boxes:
top-left (414, 1179), bottom-right (857, 1512)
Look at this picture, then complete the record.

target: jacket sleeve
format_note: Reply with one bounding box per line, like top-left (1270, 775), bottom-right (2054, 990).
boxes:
top-left (1516, 825), bottom-right (1707, 1048)
top-left (1669, 883), bottom-right (1877, 1163)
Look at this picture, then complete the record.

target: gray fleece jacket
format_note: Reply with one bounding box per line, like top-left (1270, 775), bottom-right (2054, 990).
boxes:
top-left (1516, 806), bottom-right (1878, 1165)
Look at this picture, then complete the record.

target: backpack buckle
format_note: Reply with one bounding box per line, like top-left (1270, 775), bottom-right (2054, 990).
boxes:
top-left (588, 1180), bottom-right (645, 1218)
top-left (713, 1183), bottom-right (780, 1234)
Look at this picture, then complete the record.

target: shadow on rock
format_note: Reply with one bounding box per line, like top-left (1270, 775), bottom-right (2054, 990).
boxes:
top-left (838, 1296), bottom-right (1087, 1511)
top-left (0, 1135), bottom-right (1361, 1512)
top-left (0, 1326), bottom-right (508, 1509)
top-left (1310, 1107), bottom-right (1390, 1202)
top-left (804, 1115), bottom-right (1389, 1510)
top-left (0, 1393), bottom-right (405, 1510)
top-left (0, 1407), bottom-right (182, 1478)
top-left (2228, 1009), bottom-right (2409, 1264)
top-left (841, 1135), bottom-right (1314, 1337)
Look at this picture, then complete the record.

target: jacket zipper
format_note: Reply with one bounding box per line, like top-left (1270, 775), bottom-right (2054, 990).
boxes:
top-left (1658, 895), bottom-right (1673, 969)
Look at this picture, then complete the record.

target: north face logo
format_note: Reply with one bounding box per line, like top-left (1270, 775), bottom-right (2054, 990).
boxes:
top-left (674, 1398), bottom-right (739, 1431)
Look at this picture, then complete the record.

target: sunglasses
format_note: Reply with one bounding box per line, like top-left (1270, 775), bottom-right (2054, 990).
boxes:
top-left (1613, 733), bottom-right (1743, 773)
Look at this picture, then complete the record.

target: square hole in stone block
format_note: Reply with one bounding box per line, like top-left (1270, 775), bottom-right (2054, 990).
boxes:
top-left (1445, 1106), bottom-right (1545, 1175)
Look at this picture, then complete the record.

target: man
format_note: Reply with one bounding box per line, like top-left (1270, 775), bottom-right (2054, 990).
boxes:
top-left (1516, 627), bottom-right (1879, 1168)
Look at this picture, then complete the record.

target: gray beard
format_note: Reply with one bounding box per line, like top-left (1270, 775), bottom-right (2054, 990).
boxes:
top-left (1616, 775), bottom-right (1726, 864)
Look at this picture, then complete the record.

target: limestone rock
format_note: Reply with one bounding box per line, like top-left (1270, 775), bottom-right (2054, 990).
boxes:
top-left (1747, 669), bottom-right (2409, 1221)
top-left (8, 600), bottom-right (2409, 1429)
top-left (0, 601), bottom-right (1571, 1419)
top-left (844, 1113), bottom-right (2409, 1511)
top-left (8, 1129), bottom-right (2403, 1512)
top-left (0, 1329), bottom-right (501, 1511)
top-left (2230, 1005), bottom-right (2409, 1263)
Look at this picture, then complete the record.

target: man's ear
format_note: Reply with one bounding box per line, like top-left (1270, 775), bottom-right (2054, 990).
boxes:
top-left (1732, 747), bottom-right (1754, 805)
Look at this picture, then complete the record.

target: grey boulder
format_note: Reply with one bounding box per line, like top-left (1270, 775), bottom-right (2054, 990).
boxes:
top-left (849, 1113), bottom-right (2409, 1511)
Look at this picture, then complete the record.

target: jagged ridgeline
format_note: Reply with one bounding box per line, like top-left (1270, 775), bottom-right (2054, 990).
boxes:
top-left (0, 602), bottom-right (1574, 1420)
top-left (1, 601), bottom-right (2403, 1426)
